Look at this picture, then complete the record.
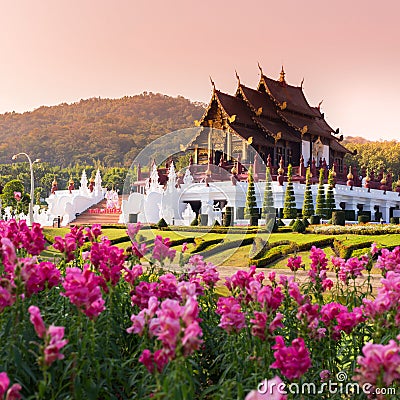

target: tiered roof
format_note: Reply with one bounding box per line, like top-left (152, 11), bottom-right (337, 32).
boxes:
top-left (195, 66), bottom-right (350, 154)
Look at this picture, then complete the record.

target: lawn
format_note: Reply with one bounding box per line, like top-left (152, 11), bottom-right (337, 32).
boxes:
top-left (42, 226), bottom-right (400, 269)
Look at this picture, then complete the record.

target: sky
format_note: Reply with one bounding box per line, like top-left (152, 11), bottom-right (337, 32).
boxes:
top-left (0, 0), bottom-right (399, 141)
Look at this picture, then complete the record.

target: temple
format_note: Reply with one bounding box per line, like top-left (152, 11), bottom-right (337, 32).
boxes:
top-left (124, 66), bottom-right (400, 225)
top-left (187, 65), bottom-right (350, 176)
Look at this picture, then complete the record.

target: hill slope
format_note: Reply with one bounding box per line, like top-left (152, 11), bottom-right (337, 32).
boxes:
top-left (0, 93), bottom-right (204, 167)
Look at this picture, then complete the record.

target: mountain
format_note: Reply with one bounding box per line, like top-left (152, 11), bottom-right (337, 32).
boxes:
top-left (0, 92), bottom-right (205, 167)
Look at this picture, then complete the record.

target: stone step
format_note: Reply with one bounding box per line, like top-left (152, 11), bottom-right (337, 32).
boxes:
top-left (71, 196), bottom-right (124, 226)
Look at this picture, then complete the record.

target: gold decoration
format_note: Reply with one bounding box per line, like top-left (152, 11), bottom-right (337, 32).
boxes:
top-left (396, 176), bottom-right (400, 187)
top-left (280, 101), bottom-right (287, 110)
top-left (228, 115), bottom-right (236, 123)
top-left (279, 66), bottom-right (285, 82)
top-left (301, 125), bottom-right (308, 135)
top-left (247, 136), bottom-right (253, 145)
top-left (256, 107), bottom-right (263, 116)
top-left (194, 120), bottom-right (201, 127)
top-left (347, 168), bottom-right (354, 180)
top-left (231, 167), bottom-right (237, 175)
top-left (381, 174), bottom-right (387, 185)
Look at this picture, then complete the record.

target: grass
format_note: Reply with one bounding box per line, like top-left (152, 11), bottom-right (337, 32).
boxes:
top-left (42, 226), bottom-right (400, 270)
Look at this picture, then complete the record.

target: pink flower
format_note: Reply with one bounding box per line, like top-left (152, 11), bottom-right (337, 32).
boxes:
top-left (6, 383), bottom-right (22, 400)
top-left (287, 256), bottom-right (302, 272)
top-left (288, 279), bottom-right (305, 305)
top-left (269, 312), bottom-right (284, 333)
top-left (297, 302), bottom-right (320, 331)
top-left (225, 265), bottom-right (257, 291)
top-left (44, 325), bottom-right (68, 366)
top-left (89, 240), bottom-right (126, 287)
top-left (338, 257), bottom-right (366, 282)
top-left (131, 242), bottom-right (148, 258)
top-left (320, 370), bottom-right (331, 381)
top-left (0, 372), bottom-right (10, 397)
top-left (157, 273), bottom-right (179, 300)
top-left (152, 236), bottom-right (176, 263)
top-left (268, 272), bottom-right (276, 283)
top-left (270, 336), bottom-right (311, 380)
top-left (131, 281), bottom-right (159, 309)
top-left (371, 242), bottom-right (380, 256)
top-left (353, 340), bottom-right (400, 387)
top-left (124, 264), bottom-right (143, 285)
top-left (84, 224), bottom-right (102, 242)
top-left (216, 297), bottom-right (246, 333)
top-left (139, 348), bottom-right (169, 374)
top-left (257, 286), bottom-right (284, 311)
top-left (181, 242), bottom-right (188, 253)
top-left (182, 321), bottom-right (203, 355)
top-left (13, 192), bottom-right (21, 202)
top-left (245, 376), bottom-right (287, 399)
top-left (250, 311), bottom-right (268, 340)
top-left (22, 261), bottom-right (61, 296)
top-left (28, 306), bottom-right (68, 366)
top-left (139, 349), bottom-right (155, 373)
top-left (127, 222), bottom-right (142, 240)
top-left (187, 256), bottom-right (220, 287)
top-left (28, 305), bottom-right (46, 338)
top-left (376, 246), bottom-right (400, 273)
top-left (61, 265), bottom-right (105, 318)
top-left (0, 286), bottom-right (15, 313)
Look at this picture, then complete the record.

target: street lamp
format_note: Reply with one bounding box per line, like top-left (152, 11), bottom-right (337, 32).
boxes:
top-left (11, 153), bottom-right (41, 226)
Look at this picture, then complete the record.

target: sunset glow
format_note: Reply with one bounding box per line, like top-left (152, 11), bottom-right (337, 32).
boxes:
top-left (0, 0), bottom-right (399, 140)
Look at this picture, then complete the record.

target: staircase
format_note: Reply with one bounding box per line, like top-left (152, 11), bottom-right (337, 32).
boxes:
top-left (71, 197), bottom-right (123, 226)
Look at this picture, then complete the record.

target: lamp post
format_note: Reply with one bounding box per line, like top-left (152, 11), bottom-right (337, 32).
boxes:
top-left (11, 153), bottom-right (41, 226)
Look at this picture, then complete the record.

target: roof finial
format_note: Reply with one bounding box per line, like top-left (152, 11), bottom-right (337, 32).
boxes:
top-left (235, 69), bottom-right (240, 85)
top-left (257, 62), bottom-right (263, 76)
top-left (317, 100), bottom-right (324, 110)
top-left (209, 76), bottom-right (215, 89)
top-left (300, 77), bottom-right (304, 88)
top-left (279, 65), bottom-right (285, 83)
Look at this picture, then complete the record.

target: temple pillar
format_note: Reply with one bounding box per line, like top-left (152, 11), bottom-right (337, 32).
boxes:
top-left (208, 129), bottom-right (213, 161)
top-left (194, 145), bottom-right (198, 164)
top-left (226, 131), bottom-right (232, 161)
top-left (242, 141), bottom-right (247, 162)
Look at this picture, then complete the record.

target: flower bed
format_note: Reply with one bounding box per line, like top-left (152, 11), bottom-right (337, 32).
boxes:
top-left (0, 220), bottom-right (399, 399)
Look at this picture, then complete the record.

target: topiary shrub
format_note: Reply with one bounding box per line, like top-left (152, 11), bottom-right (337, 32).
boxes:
top-left (302, 218), bottom-right (310, 227)
top-left (223, 207), bottom-right (234, 227)
top-left (272, 219), bottom-right (279, 233)
top-left (277, 218), bottom-right (285, 227)
top-left (190, 217), bottom-right (198, 226)
top-left (249, 215), bottom-right (258, 226)
top-left (292, 219), bottom-right (306, 233)
top-left (310, 215), bottom-right (321, 225)
top-left (390, 217), bottom-right (399, 224)
top-left (157, 218), bottom-right (168, 228)
top-left (332, 210), bottom-right (346, 226)
top-left (289, 219), bottom-right (296, 226)
top-left (358, 215), bottom-right (370, 224)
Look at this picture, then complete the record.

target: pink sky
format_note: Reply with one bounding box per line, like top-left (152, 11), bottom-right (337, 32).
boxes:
top-left (0, 0), bottom-right (399, 140)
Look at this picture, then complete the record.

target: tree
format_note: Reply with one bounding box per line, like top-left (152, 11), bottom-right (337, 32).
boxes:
top-left (315, 168), bottom-right (326, 218)
top-left (302, 167), bottom-right (314, 218)
top-left (283, 164), bottom-right (297, 219)
top-left (1, 179), bottom-right (30, 214)
top-left (244, 166), bottom-right (258, 225)
top-left (325, 169), bottom-right (336, 219)
top-left (261, 166), bottom-right (275, 220)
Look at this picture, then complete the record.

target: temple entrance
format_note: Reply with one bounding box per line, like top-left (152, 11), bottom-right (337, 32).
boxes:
top-left (215, 150), bottom-right (223, 165)
top-left (185, 201), bottom-right (201, 217)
